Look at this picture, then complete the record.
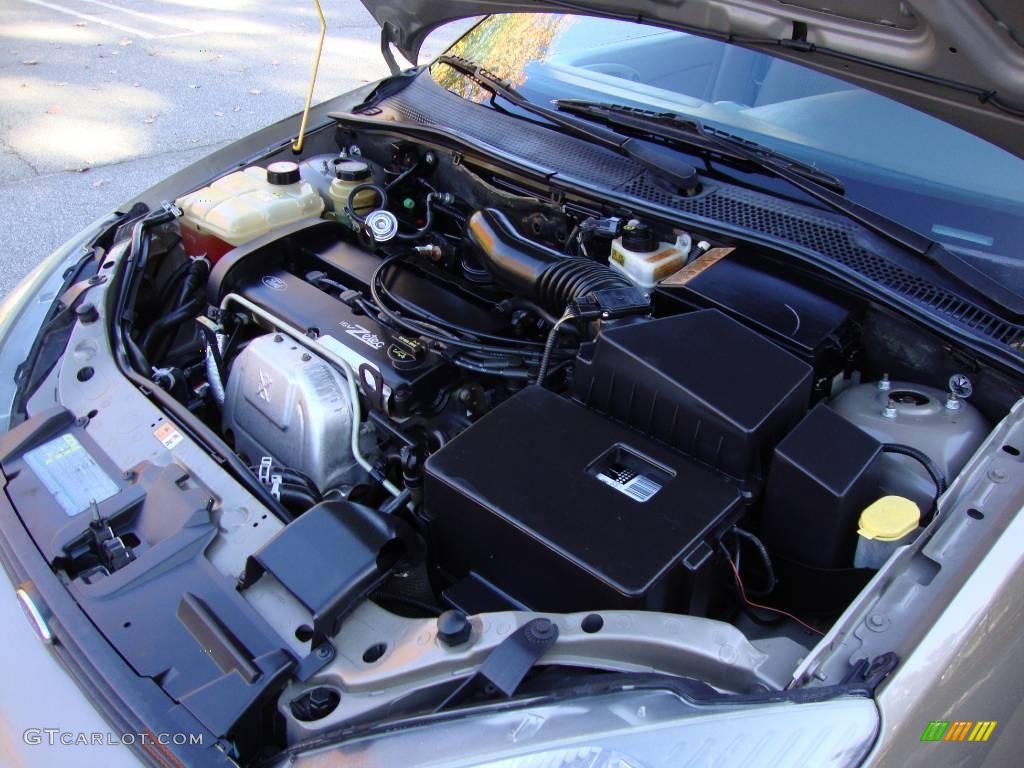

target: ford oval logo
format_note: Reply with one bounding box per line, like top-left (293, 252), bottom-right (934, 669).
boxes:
top-left (262, 275), bottom-right (287, 291)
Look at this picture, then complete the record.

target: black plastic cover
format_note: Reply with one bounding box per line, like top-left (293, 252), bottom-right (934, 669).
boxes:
top-left (657, 249), bottom-right (858, 399)
top-left (241, 500), bottom-right (404, 643)
top-left (575, 309), bottom-right (812, 486)
top-left (425, 387), bottom-right (742, 613)
top-left (0, 408), bottom-right (296, 739)
top-left (761, 403), bottom-right (882, 568)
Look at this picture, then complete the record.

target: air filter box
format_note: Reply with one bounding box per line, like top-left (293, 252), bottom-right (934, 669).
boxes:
top-left (575, 310), bottom-right (812, 486)
top-left (425, 387), bottom-right (742, 614)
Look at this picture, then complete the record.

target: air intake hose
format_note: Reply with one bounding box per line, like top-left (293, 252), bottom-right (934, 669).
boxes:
top-left (467, 208), bottom-right (644, 318)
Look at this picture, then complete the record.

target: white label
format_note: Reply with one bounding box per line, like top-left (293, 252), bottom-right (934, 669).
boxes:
top-left (24, 433), bottom-right (119, 516)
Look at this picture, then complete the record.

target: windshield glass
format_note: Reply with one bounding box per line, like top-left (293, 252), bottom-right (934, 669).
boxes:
top-left (431, 14), bottom-right (1024, 262)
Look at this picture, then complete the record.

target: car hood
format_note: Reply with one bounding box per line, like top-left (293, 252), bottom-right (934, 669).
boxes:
top-left (360, 0), bottom-right (1024, 159)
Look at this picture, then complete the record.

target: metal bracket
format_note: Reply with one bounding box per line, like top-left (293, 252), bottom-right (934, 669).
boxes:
top-left (59, 274), bottom-right (107, 309)
top-left (278, 601), bottom-right (807, 741)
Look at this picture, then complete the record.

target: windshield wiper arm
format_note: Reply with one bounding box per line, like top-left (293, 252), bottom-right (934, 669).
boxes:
top-left (556, 99), bottom-right (845, 192)
top-left (436, 56), bottom-right (701, 196)
top-left (555, 99), bottom-right (1024, 321)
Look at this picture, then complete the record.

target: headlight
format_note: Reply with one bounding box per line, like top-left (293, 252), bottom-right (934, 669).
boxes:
top-left (283, 691), bottom-right (878, 768)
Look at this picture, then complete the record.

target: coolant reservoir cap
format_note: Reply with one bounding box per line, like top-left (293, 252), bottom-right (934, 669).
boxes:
top-left (267, 161), bottom-right (301, 185)
top-left (858, 496), bottom-right (920, 541)
top-left (334, 159), bottom-right (371, 181)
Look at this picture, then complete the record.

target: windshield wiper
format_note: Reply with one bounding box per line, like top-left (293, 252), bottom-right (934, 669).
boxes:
top-left (555, 99), bottom-right (1024, 321)
top-left (556, 99), bottom-right (845, 193)
top-left (435, 55), bottom-right (701, 196)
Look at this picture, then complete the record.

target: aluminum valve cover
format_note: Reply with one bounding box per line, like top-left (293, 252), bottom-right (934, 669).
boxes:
top-left (223, 333), bottom-right (361, 493)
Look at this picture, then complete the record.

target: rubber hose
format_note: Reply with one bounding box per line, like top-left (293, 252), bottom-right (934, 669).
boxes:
top-left (881, 442), bottom-right (947, 521)
top-left (466, 208), bottom-right (638, 317)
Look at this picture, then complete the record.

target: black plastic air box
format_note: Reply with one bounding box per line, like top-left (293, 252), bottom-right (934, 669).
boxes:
top-left (761, 403), bottom-right (882, 568)
top-left (425, 387), bottom-right (742, 614)
top-left (575, 310), bottom-right (812, 487)
top-left (656, 249), bottom-right (859, 401)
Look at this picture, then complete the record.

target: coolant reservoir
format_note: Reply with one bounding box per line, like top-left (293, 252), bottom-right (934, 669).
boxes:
top-left (609, 220), bottom-right (690, 290)
top-left (176, 161), bottom-right (324, 263)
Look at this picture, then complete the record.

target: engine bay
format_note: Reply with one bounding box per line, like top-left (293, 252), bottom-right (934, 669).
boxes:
top-left (7, 118), bottom-right (1023, 760)
top-left (171, 127), bottom-right (1007, 625)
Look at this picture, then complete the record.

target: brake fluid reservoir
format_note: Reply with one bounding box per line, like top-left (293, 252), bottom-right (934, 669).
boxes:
top-left (176, 161), bottom-right (324, 263)
top-left (609, 220), bottom-right (689, 290)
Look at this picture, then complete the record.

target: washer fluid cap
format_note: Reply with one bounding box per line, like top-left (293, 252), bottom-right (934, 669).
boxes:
top-left (858, 496), bottom-right (920, 541)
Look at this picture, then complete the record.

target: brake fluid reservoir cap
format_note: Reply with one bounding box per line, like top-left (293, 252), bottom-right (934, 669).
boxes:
top-left (267, 161), bottom-right (301, 185)
top-left (858, 496), bottom-right (920, 541)
top-left (621, 220), bottom-right (656, 252)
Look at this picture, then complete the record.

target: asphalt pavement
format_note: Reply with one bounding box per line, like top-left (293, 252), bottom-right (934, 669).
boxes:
top-left (0, 0), bottom-right (467, 299)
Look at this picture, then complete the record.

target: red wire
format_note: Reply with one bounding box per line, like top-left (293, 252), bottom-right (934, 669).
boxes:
top-left (724, 552), bottom-right (825, 637)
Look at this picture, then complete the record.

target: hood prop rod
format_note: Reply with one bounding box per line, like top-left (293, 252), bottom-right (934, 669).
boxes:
top-left (291, 0), bottom-right (326, 153)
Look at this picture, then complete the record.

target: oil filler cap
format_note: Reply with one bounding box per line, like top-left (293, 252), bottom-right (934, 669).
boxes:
top-left (267, 161), bottom-right (301, 186)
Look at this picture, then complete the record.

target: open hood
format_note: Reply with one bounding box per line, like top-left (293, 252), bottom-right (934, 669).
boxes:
top-left (362, 0), bottom-right (1024, 159)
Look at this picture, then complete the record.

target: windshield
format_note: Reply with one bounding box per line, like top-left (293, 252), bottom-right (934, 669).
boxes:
top-left (431, 14), bottom-right (1024, 263)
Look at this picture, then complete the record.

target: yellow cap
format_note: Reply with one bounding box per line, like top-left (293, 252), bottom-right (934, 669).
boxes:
top-left (858, 496), bottom-right (921, 541)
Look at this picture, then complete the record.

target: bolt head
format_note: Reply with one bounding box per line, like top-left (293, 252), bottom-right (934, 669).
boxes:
top-left (75, 303), bottom-right (99, 324)
top-left (437, 610), bottom-right (472, 647)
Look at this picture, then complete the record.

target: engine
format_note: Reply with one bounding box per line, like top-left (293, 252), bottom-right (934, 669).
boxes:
top-left (137, 135), bottom-right (996, 631)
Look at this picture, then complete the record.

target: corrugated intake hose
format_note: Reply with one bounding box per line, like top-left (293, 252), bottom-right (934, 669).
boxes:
top-left (466, 208), bottom-right (636, 317)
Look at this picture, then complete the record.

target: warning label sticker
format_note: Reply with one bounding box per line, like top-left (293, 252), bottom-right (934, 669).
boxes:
top-left (23, 433), bottom-right (119, 517)
top-left (153, 422), bottom-right (184, 450)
